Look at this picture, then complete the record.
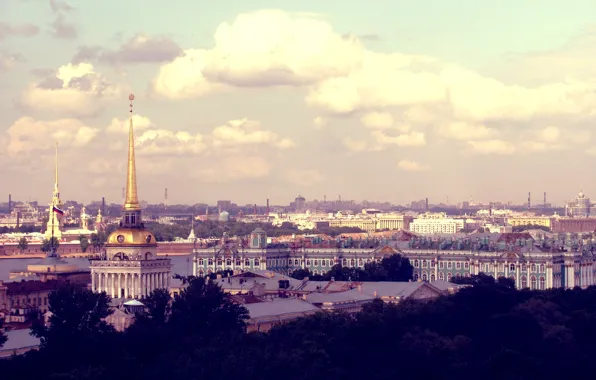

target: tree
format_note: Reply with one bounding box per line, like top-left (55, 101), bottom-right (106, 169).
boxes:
top-left (41, 237), bottom-right (60, 253)
top-left (169, 276), bottom-right (248, 338)
top-left (17, 236), bottom-right (28, 253)
top-left (381, 254), bottom-right (413, 281)
top-left (142, 288), bottom-right (172, 326)
top-left (364, 261), bottom-right (388, 281)
top-left (31, 285), bottom-right (114, 350)
top-left (290, 268), bottom-right (312, 280)
top-left (79, 235), bottom-right (89, 253)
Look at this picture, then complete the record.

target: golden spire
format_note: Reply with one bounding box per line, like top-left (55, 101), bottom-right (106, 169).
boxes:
top-left (54, 142), bottom-right (59, 196)
top-left (123, 93), bottom-right (141, 211)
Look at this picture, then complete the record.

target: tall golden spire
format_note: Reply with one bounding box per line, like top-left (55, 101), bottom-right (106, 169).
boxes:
top-left (54, 142), bottom-right (59, 197)
top-left (123, 93), bottom-right (141, 211)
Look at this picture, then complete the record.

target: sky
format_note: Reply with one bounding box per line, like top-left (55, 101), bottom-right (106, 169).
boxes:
top-left (1, 0), bottom-right (596, 207)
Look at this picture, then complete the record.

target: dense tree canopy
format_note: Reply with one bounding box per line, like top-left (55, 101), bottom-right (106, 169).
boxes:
top-left (290, 253), bottom-right (413, 282)
top-left (6, 274), bottom-right (596, 379)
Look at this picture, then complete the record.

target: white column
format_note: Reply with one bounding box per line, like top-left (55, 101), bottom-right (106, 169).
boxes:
top-left (124, 274), bottom-right (129, 298)
top-left (130, 274), bottom-right (135, 299)
top-left (91, 272), bottom-right (96, 292)
top-left (110, 274), bottom-right (115, 298)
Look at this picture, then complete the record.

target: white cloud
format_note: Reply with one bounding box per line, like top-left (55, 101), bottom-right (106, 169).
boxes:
top-left (437, 121), bottom-right (496, 141)
top-left (194, 156), bottom-right (272, 183)
top-left (313, 116), bottom-right (327, 129)
top-left (360, 112), bottom-right (393, 129)
top-left (5, 117), bottom-right (99, 156)
top-left (136, 129), bottom-right (206, 156)
top-left (398, 160), bottom-right (429, 171)
top-left (467, 140), bottom-right (515, 155)
top-left (538, 126), bottom-right (560, 142)
top-left (212, 118), bottom-right (295, 149)
top-left (342, 137), bottom-right (368, 152)
top-left (283, 169), bottom-right (325, 186)
top-left (372, 131), bottom-right (426, 147)
top-left (21, 62), bottom-right (123, 117)
top-left (106, 115), bottom-right (154, 134)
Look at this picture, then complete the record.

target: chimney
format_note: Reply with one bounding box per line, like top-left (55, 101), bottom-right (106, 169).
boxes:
top-left (8, 194), bottom-right (11, 213)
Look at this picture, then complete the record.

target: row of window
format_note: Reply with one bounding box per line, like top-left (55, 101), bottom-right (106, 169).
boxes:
top-left (198, 258), bottom-right (260, 267)
top-left (413, 260), bottom-right (470, 270)
top-left (483, 263), bottom-right (546, 273)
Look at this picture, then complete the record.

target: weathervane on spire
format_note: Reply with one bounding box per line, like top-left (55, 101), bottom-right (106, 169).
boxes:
top-left (129, 93), bottom-right (135, 116)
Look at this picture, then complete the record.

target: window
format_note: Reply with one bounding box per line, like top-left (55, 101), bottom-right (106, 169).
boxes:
top-left (509, 264), bottom-right (515, 272)
top-left (422, 272), bottom-right (428, 281)
top-left (235, 259), bottom-right (241, 266)
top-left (540, 264), bottom-right (545, 273)
top-left (306, 260), bottom-right (311, 266)
top-left (539, 276), bottom-right (545, 290)
top-left (531, 264), bottom-right (537, 272)
top-left (414, 260), bottom-right (419, 268)
top-left (522, 264), bottom-right (527, 272)
top-left (521, 276), bottom-right (527, 289)
top-left (314, 260), bottom-right (319, 266)
top-left (431, 261), bottom-right (435, 268)
top-left (431, 274), bottom-right (436, 281)
top-left (439, 272), bottom-right (444, 280)
top-left (245, 259), bottom-right (250, 266)
top-left (217, 259), bottom-right (222, 266)
top-left (198, 259), bottom-right (204, 266)
top-left (350, 259), bottom-right (355, 266)
top-left (295, 259), bottom-right (299, 265)
top-left (531, 276), bottom-right (537, 289)
top-left (439, 262), bottom-right (444, 269)
top-left (208, 259), bottom-right (213, 266)
top-left (456, 262), bottom-right (461, 269)
top-left (414, 273), bottom-right (419, 281)
top-left (254, 259), bottom-right (260, 266)
top-left (343, 259), bottom-right (347, 265)
top-left (447, 262), bottom-right (452, 269)
top-left (322, 260), bottom-right (326, 267)
top-left (447, 273), bottom-right (452, 281)
top-left (464, 262), bottom-right (469, 269)
top-left (422, 260), bottom-right (428, 268)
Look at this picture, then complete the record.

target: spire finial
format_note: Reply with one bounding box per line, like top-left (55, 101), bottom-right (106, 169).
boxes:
top-left (123, 93), bottom-right (141, 211)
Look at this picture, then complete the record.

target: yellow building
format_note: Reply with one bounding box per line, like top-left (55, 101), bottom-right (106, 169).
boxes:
top-left (507, 216), bottom-right (553, 229)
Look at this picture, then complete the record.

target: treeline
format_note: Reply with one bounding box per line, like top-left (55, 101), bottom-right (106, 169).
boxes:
top-left (3, 274), bottom-right (596, 379)
top-left (290, 253), bottom-right (413, 282)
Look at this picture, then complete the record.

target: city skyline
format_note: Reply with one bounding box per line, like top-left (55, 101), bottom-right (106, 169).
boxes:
top-left (1, 1), bottom-right (596, 205)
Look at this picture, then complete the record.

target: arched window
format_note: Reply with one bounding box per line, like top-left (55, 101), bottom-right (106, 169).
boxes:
top-left (447, 272), bottom-right (452, 281)
top-left (539, 276), bottom-right (546, 290)
top-left (431, 273), bottom-right (436, 281)
top-left (455, 273), bottom-right (461, 278)
top-left (414, 273), bottom-right (419, 281)
top-left (531, 276), bottom-right (537, 289)
top-left (245, 259), bottom-right (250, 266)
top-left (414, 260), bottom-right (419, 268)
top-left (531, 264), bottom-right (537, 272)
top-left (235, 259), bottom-right (241, 266)
top-left (522, 264), bottom-right (527, 272)
top-left (208, 259), bottom-right (213, 266)
top-left (314, 260), bottom-right (319, 266)
top-left (439, 272), bottom-right (444, 280)
top-left (509, 264), bottom-right (515, 272)
top-left (540, 264), bottom-right (545, 273)
top-left (521, 276), bottom-right (527, 289)
top-left (217, 259), bottom-right (222, 266)
top-left (343, 259), bottom-right (347, 265)
top-left (350, 259), bottom-right (355, 266)
top-left (422, 272), bottom-right (428, 281)
top-left (254, 259), bottom-right (260, 266)
top-left (198, 259), bottom-right (204, 266)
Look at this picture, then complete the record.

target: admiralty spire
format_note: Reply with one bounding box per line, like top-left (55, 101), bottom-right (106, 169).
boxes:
top-left (44, 142), bottom-right (64, 241)
top-left (90, 93), bottom-right (172, 299)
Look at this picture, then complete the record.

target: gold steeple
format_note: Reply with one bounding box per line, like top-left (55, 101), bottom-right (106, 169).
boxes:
top-left (123, 93), bottom-right (141, 211)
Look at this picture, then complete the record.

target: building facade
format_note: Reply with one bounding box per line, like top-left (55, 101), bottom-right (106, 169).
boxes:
top-left (90, 95), bottom-right (171, 299)
top-left (410, 212), bottom-right (464, 234)
top-left (192, 230), bottom-right (596, 290)
top-left (565, 191), bottom-right (591, 217)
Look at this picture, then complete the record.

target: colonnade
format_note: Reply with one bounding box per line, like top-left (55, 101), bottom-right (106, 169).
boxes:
top-left (91, 271), bottom-right (170, 299)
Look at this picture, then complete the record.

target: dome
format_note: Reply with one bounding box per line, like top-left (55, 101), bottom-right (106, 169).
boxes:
top-left (106, 228), bottom-right (157, 246)
top-left (218, 211), bottom-right (230, 222)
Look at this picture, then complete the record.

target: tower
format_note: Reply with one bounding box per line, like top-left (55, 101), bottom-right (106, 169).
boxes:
top-left (101, 196), bottom-right (105, 216)
top-left (164, 188), bottom-right (168, 209)
top-left (528, 192), bottom-right (531, 210)
top-left (266, 197), bottom-right (270, 216)
top-left (90, 94), bottom-right (172, 299)
top-left (44, 143), bottom-right (64, 241)
top-left (544, 192), bottom-right (547, 207)
top-left (8, 194), bottom-right (11, 213)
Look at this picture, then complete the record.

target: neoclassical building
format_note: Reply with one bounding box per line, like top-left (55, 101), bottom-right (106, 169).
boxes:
top-left (90, 95), bottom-right (171, 299)
top-left (192, 230), bottom-right (596, 290)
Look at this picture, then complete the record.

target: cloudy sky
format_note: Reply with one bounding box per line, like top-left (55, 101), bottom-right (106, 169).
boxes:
top-left (1, 0), bottom-right (596, 207)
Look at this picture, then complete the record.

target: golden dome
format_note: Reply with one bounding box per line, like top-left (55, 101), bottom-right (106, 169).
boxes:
top-left (106, 228), bottom-right (157, 247)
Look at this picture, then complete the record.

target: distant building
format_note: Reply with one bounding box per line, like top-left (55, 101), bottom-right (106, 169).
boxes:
top-left (565, 191), bottom-right (591, 217)
top-left (410, 212), bottom-right (464, 234)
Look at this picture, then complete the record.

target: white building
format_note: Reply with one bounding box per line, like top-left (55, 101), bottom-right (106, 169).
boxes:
top-left (410, 212), bottom-right (464, 235)
top-left (90, 96), bottom-right (171, 299)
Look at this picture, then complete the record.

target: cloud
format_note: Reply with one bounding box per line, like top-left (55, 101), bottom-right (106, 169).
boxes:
top-left (398, 160), bottom-right (429, 171)
top-left (152, 9), bottom-right (363, 98)
top-left (467, 140), bottom-right (515, 155)
top-left (283, 169), bottom-right (325, 186)
top-left (50, 14), bottom-right (77, 39)
top-left (0, 51), bottom-right (26, 71)
top-left (0, 22), bottom-right (39, 40)
top-left (49, 0), bottom-right (73, 13)
top-left (212, 118), bottom-right (295, 149)
top-left (20, 62), bottom-right (123, 117)
top-left (106, 115), bottom-right (154, 134)
top-left (194, 156), bottom-right (272, 183)
top-left (98, 34), bottom-right (183, 64)
top-left (313, 116), bottom-right (327, 129)
top-left (361, 112), bottom-right (393, 129)
top-left (372, 131), bottom-right (426, 147)
top-left (437, 121), bottom-right (496, 141)
top-left (342, 137), bottom-right (368, 152)
top-left (5, 117), bottom-right (99, 156)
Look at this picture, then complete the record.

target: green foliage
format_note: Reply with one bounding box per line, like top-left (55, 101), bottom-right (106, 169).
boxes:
top-left (79, 235), bottom-right (89, 253)
top-left (40, 237), bottom-right (60, 253)
top-left (17, 236), bottom-right (28, 253)
top-left (291, 254), bottom-right (413, 282)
